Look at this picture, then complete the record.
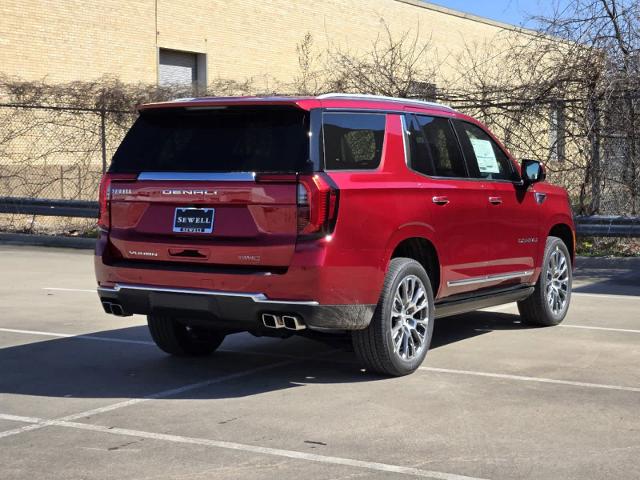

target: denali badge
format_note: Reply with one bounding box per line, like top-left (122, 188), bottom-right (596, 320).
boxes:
top-left (111, 188), bottom-right (133, 196)
top-left (162, 189), bottom-right (216, 196)
top-left (517, 237), bottom-right (539, 244)
top-left (128, 250), bottom-right (158, 257)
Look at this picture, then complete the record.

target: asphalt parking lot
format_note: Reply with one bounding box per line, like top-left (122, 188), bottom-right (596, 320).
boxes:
top-left (0, 245), bottom-right (639, 480)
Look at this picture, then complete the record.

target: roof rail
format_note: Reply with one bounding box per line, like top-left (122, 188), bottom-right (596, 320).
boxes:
top-left (316, 93), bottom-right (454, 110)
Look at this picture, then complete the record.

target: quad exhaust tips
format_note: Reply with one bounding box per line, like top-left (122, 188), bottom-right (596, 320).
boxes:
top-left (262, 313), bottom-right (306, 331)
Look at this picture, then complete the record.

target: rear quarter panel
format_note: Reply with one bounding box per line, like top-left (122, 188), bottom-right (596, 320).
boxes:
top-left (323, 114), bottom-right (441, 304)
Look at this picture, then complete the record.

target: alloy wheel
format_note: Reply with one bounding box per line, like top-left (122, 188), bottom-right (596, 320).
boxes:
top-left (545, 246), bottom-right (570, 316)
top-left (390, 275), bottom-right (430, 360)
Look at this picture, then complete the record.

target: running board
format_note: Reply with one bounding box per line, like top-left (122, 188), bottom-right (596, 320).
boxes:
top-left (434, 286), bottom-right (534, 319)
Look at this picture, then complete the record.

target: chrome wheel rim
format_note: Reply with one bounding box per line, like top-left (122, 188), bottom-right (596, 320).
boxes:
top-left (390, 275), bottom-right (430, 361)
top-left (545, 247), bottom-right (570, 316)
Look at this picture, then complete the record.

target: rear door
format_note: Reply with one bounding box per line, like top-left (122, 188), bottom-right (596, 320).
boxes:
top-left (405, 114), bottom-right (489, 297)
top-left (453, 120), bottom-right (539, 284)
top-left (106, 106), bottom-right (311, 268)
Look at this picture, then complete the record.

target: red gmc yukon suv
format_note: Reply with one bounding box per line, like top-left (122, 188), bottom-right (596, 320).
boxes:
top-left (96, 94), bottom-right (575, 376)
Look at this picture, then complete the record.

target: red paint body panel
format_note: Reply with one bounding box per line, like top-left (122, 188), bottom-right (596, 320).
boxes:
top-left (95, 95), bottom-right (575, 315)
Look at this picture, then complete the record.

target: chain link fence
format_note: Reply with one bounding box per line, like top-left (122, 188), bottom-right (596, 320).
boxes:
top-left (0, 101), bottom-right (638, 246)
top-left (0, 104), bottom-right (135, 235)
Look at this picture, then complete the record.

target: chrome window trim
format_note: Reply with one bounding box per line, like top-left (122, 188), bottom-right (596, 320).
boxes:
top-left (400, 114), bottom-right (410, 167)
top-left (446, 270), bottom-right (534, 287)
top-left (137, 172), bottom-right (256, 182)
top-left (98, 283), bottom-right (320, 306)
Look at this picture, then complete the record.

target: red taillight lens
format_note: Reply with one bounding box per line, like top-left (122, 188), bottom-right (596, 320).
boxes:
top-left (297, 174), bottom-right (339, 236)
top-left (97, 173), bottom-right (137, 231)
top-left (97, 174), bottom-right (112, 230)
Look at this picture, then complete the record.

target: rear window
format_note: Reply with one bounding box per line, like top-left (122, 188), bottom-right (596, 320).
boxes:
top-left (323, 113), bottom-right (386, 170)
top-left (110, 107), bottom-right (311, 173)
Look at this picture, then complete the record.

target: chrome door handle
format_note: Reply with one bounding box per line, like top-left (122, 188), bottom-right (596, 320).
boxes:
top-left (432, 196), bottom-right (450, 205)
top-left (488, 196), bottom-right (503, 205)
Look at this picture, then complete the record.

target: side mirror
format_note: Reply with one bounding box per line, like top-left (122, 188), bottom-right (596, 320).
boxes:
top-left (520, 159), bottom-right (546, 186)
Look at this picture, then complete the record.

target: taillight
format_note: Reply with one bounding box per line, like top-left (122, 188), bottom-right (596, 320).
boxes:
top-left (97, 174), bottom-right (112, 230)
top-left (97, 173), bottom-right (137, 231)
top-left (297, 173), bottom-right (339, 236)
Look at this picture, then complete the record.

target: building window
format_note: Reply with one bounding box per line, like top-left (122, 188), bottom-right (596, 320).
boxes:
top-left (407, 81), bottom-right (438, 102)
top-left (549, 100), bottom-right (566, 162)
top-left (158, 49), bottom-right (206, 92)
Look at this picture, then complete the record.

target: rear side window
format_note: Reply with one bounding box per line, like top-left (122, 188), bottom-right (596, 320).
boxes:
top-left (453, 121), bottom-right (515, 181)
top-left (406, 115), bottom-right (467, 177)
top-left (110, 107), bottom-right (311, 173)
top-left (323, 113), bottom-right (386, 170)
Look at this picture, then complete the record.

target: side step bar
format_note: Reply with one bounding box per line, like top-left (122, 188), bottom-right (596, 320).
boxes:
top-left (435, 286), bottom-right (534, 319)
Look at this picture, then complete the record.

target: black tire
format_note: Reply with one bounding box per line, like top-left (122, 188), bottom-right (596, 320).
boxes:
top-left (518, 236), bottom-right (572, 326)
top-left (147, 315), bottom-right (225, 356)
top-left (352, 258), bottom-right (435, 376)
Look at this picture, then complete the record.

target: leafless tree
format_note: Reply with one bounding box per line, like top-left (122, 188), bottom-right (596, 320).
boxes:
top-left (291, 23), bottom-right (441, 99)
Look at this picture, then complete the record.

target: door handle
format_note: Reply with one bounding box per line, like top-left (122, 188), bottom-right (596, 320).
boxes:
top-left (432, 196), bottom-right (450, 205)
top-left (488, 196), bottom-right (503, 205)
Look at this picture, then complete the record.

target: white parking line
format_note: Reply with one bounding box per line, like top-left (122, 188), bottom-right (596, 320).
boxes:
top-left (419, 367), bottom-right (640, 393)
top-left (0, 327), bottom-right (154, 346)
top-left (480, 304), bottom-right (516, 312)
top-left (0, 327), bottom-right (347, 362)
top-left (573, 291), bottom-right (640, 301)
top-left (559, 324), bottom-right (640, 334)
top-left (0, 359), bottom-right (296, 440)
top-left (43, 287), bottom-right (96, 293)
top-left (0, 413), bottom-right (488, 480)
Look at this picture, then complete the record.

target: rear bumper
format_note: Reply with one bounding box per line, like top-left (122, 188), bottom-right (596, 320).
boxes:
top-left (97, 283), bottom-right (375, 331)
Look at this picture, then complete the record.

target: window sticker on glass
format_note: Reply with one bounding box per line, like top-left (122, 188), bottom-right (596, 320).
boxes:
top-left (470, 138), bottom-right (500, 174)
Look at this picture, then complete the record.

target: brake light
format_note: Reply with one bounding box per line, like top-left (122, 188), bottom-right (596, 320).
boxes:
top-left (297, 174), bottom-right (339, 236)
top-left (97, 173), bottom-right (137, 231)
top-left (97, 174), bottom-right (112, 230)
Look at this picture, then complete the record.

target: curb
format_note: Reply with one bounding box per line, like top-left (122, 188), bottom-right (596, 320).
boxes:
top-left (0, 233), bottom-right (96, 249)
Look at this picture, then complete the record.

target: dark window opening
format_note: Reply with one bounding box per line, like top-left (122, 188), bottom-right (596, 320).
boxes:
top-left (323, 113), bottom-right (386, 170)
top-left (110, 107), bottom-right (311, 173)
top-left (453, 121), bottom-right (515, 181)
top-left (407, 115), bottom-right (467, 178)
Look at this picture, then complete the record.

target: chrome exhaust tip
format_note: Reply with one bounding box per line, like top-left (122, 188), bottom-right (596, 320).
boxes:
top-left (110, 303), bottom-right (126, 316)
top-left (262, 313), bottom-right (285, 329)
top-left (282, 315), bottom-right (306, 331)
top-left (101, 301), bottom-right (113, 314)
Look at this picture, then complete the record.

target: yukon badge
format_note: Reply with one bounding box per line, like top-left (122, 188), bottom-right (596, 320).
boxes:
top-left (128, 250), bottom-right (158, 257)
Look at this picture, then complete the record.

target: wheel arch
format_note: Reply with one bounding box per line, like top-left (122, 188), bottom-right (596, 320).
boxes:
top-left (548, 222), bottom-right (575, 264)
top-left (385, 230), bottom-right (442, 297)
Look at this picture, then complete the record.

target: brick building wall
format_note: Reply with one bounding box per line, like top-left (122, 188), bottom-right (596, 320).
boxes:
top-left (0, 0), bottom-right (533, 87)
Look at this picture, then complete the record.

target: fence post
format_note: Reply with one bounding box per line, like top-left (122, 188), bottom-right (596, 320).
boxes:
top-left (100, 108), bottom-right (107, 174)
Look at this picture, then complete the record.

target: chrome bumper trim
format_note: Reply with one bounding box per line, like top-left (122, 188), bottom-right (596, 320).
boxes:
top-left (97, 283), bottom-right (319, 306)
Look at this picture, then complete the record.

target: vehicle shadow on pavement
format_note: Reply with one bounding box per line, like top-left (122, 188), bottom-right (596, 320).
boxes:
top-left (0, 312), bottom-right (539, 401)
top-left (431, 311), bottom-right (537, 349)
top-left (0, 326), bottom-right (373, 401)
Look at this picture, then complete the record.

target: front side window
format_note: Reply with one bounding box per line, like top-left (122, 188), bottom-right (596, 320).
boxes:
top-left (406, 115), bottom-right (467, 177)
top-left (323, 113), bottom-right (386, 170)
top-left (454, 121), bottom-right (515, 181)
